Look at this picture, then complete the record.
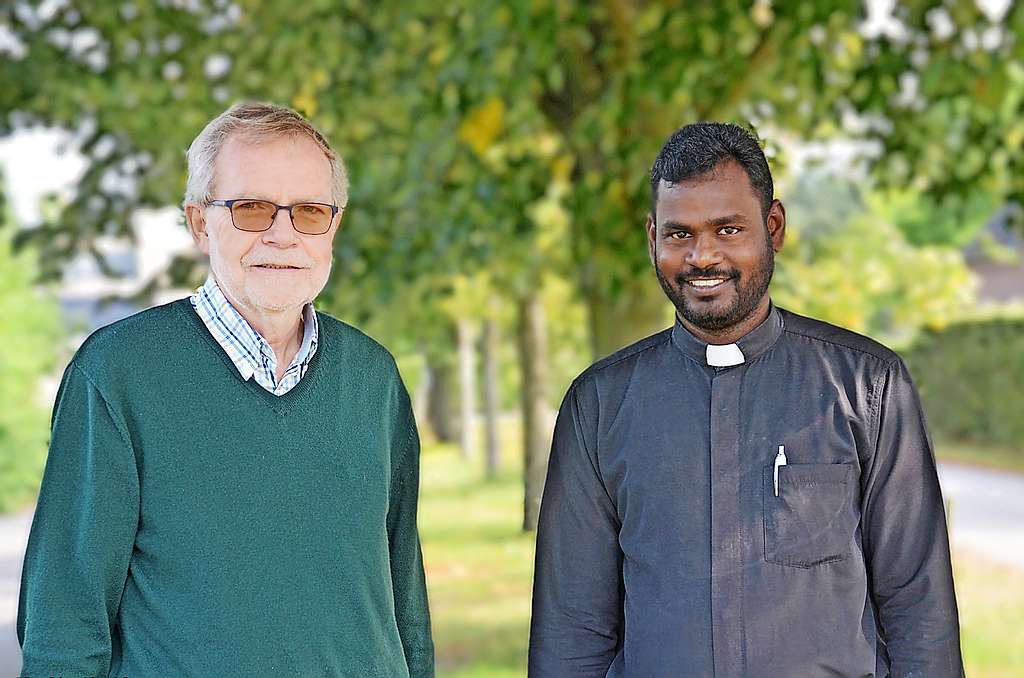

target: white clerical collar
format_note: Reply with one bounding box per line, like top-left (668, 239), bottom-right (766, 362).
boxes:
top-left (706, 343), bottom-right (745, 367)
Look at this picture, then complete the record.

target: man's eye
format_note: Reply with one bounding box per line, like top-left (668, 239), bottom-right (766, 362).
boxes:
top-left (668, 231), bottom-right (691, 239)
top-left (720, 226), bottom-right (740, 235)
top-left (236, 201), bottom-right (262, 210)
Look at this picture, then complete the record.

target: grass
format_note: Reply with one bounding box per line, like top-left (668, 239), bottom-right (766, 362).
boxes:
top-left (954, 553), bottom-right (1024, 677)
top-left (420, 441), bottom-right (1024, 677)
top-left (420, 444), bottom-right (532, 677)
top-left (935, 442), bottom-right (1024, 475)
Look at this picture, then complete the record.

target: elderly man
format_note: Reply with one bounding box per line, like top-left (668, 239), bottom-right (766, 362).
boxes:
top-left (17, 102), bottom-right (434, 677)
top-left (529, 123), bottom-right (963, 677)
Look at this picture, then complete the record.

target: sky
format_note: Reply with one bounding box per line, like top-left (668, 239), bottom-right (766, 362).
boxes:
top-left (0, 126), bottom-right (84, 226)
top-left (0, 127), bottom-right (193, 300)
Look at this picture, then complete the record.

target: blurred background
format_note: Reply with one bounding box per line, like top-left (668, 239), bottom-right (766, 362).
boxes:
top-left (1, 0), bottom-right (1023, 676)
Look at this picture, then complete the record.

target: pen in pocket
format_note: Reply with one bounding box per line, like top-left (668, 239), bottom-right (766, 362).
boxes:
top-left (774, 445), bottom-right (787, 497)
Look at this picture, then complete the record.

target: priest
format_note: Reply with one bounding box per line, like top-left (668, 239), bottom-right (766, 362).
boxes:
top-left (528, 122), bottom-right (963, 677)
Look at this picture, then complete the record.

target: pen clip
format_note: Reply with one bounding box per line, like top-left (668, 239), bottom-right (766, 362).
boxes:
top-left (773, 445), bottom-right (787, 497)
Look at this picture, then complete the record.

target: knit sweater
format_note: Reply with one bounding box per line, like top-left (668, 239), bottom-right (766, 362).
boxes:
top-left (17, 299), bottom-right (434, 677)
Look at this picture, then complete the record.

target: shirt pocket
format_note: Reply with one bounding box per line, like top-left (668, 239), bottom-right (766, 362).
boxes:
top-left (762, 463), bottom-right (857, 568)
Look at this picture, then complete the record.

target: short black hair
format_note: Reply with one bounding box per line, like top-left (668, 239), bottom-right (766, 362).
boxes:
top-left (649, 122), bottom-right (774, 219)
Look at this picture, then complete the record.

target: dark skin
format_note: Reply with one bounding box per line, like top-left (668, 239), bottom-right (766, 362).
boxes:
top-left (646, 159), bottom-right (787, 345)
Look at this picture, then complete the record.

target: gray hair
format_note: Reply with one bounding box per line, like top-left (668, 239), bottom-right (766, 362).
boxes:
top-left (183, 101), bottom-right (349, 208)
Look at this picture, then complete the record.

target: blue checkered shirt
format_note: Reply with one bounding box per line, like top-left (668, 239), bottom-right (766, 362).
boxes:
top-left (189, 275), bottom-right (319, 396)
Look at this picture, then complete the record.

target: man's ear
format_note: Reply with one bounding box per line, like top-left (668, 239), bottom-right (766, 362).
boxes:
top-left (184, 204), bottom-right (210, 255)
top-left (766, 199), bottom-right (786, 252)
top-left (645, 213), bottom-right (657, 265)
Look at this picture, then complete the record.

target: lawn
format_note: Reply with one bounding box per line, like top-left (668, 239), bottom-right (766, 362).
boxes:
top-left (935, 441), bottom-right (1024, 475)
top-left (419, 444), bottom-right (534, 678)
top-left (954, 554), bottom-right (1024, 677)
top-left (419, 444), bottom-right (1024, 677)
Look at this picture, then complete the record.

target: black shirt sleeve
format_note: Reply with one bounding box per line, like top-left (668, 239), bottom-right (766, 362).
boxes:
top-left (861, 358), bottom-right (964, 677)
top-left (528, 380), bottom-right (623, 677)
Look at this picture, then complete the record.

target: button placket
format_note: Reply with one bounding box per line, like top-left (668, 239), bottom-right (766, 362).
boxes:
top-left (709, 366), bottom-right (747, 677)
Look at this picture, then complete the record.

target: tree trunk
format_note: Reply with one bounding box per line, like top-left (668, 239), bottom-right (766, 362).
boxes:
top-left (481, 315), bottom-right (501, 479)
top-left (412, 348), bottom-right (431, 439)
top-left (586, 277), bottom-right (669, 360)
top-left (456, 316), bottom-right (477, 460)
top-left (425, 357), bottom-right (458, 444)
top-left (518, 289), bottom-right (550, 532)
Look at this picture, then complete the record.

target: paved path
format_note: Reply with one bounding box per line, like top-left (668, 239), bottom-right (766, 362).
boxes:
top-left (0, 462), bottom-right (1020, 675)
top-left (0, 510), bottom-right (31, 678)
top-left (937, 462), bottom-right (1024, 570)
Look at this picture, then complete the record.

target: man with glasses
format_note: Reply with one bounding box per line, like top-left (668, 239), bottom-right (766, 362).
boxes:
top-left (17, 102), bottom-right (434, 677)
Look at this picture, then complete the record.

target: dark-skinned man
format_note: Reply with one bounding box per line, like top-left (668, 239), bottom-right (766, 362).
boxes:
top-left (528, 123), bottom-right (962, 677)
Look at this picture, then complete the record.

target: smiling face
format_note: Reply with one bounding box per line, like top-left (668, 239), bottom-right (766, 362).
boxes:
top-left (186, 133), bottom-right (340, 317)
top-left (646, 159), bottom-right (786, 341)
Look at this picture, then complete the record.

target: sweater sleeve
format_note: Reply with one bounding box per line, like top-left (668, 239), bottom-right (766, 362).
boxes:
top-left (861, 358), bottom-right (964, 677)
top-left (386, 368), bottom-right (435, 678)
top-left (17, 361), bottom-right (140, 677)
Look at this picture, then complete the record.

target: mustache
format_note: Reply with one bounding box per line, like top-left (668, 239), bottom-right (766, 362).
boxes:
top-left (676, 267), bottom-right (739, 282)
top-left (244, 256), bottom-right (312, 268)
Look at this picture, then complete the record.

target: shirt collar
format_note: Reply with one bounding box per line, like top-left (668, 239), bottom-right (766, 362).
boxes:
top-left (191, 275), bottom-right (318, 382)
top-left (670, 302), bottom-right (784, 367)
top-left (296, 303), bottom-right (318, 367)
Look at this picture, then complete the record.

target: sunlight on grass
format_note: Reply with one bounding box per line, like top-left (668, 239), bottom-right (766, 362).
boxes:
top-left (420, 438), bottom-right (1024, 677)
top-left (420, 441), bottom-right (532, 677)
top-left (935, 442), bottom-right (1024, 475)
top-left (954, 551), bottom-right (1024, 677)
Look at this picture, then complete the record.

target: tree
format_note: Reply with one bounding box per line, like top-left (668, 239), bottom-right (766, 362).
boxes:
top-left (778, 171), bottom-right (977, 347)
top-left (842, 1), bottom-right (1024, 235)
top-left (480, 308), bottom-right (501, 479)
top-left (4, 0), bottom-right (1020, 527)
top-left (5, 1), bottom-right (1020, 352)
top-left (0, 179), bottom-right (64, 512)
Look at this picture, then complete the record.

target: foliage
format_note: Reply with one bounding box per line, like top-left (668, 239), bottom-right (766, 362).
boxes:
top-left (2, 1), bottom-right (1020, 356)
top-left (848, 2), bottom-right (1024, 235)
top-left (776, 172), bottom-right (976, 347)
top-left (871, 186), bottom-right (998, 248)
top-left (903, 315), bottom-right (1024, 449)
top-left (0, 183), bottom-right (64, 512)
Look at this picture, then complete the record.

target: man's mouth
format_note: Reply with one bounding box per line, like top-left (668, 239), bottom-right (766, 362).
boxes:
top-left (253, 264), bottom-right (304, 270)
top-left (685, 277), bottom-right (732, 290)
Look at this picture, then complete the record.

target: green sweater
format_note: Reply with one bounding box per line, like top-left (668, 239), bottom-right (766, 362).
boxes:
top-left (17, 299), bottom-right (434, 677)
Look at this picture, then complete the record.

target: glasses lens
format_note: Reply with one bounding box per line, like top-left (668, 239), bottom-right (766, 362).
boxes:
top-left (292, 203), bottom-right (333, 235)
top-left (230, 200), bottom-right (276, 231)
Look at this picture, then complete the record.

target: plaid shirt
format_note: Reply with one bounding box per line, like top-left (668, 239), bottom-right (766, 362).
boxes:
top-left (190, 275), bottom-right (319, 396)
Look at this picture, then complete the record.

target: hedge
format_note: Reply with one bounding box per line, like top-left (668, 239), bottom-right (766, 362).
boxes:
top-left (903, 316), bottom-right (1024, 449)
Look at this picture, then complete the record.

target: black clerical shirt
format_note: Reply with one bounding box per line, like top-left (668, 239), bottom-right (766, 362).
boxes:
top-left (529, 305), bottom-right (962, 677)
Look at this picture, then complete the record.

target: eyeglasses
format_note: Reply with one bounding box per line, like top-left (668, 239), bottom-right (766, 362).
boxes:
top-left (207, 198), bottom-right (339, 235)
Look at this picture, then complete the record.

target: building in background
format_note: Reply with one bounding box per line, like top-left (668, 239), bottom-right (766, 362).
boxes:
top-left (58, 208), bottom-right (195, 345)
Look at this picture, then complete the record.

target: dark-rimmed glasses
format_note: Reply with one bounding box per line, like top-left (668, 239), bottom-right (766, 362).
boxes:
top-left (207, 198), bottom-right (339, 235)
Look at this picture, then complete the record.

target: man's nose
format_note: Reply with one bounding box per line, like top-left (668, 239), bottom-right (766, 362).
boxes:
top-left (684, 233), bottom-right (722, 270)
top-left (261, 206), bottom-right (298, 245)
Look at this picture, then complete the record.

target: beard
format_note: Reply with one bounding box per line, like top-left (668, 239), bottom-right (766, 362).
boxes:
top-left (655, 231), bottom-right (775, 333)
